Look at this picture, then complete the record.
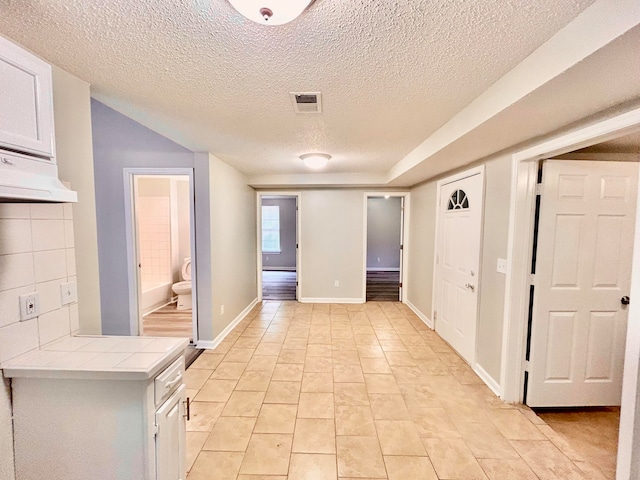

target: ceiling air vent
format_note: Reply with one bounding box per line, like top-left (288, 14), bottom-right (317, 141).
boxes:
top-left (290, 92), bottom-right (322, 114)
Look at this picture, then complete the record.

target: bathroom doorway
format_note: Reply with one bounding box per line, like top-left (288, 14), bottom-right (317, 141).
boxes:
top-left (124, 169), bottom-right (198, 343)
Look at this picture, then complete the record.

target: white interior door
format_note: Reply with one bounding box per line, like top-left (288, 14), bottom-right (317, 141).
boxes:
top-left (435, 171), bottom-right (484, 364)
top-left (527, 160), bottom-right (638, 407)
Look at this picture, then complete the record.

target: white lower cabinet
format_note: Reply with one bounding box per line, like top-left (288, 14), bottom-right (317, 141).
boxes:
top-left (155, 384), bottom-right (187, 480)
top-left (4, 337), bottom-right (189, 480)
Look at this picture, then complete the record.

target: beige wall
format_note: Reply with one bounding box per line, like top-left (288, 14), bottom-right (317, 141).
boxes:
top-left (52, 65), bottom-right (101, 335)
top-left (476, 154), bottom-right (512, 381)
top-left (299, 190), bottom-right (366, 301)
top-left (406, 181), bottom-right (437, 316)
top-left (209, 154), bottom-right (258, 338)
top-left (177, 179), bottom-right (191, 266)
top-left (407, 154), bottom-right (512, 384)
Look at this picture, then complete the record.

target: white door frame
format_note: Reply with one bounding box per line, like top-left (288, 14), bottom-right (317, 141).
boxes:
top-left (123, 167), bottom-right (199, 342)
top-left (499, 106), bottom-right (640, 479)
top-left (432, 165), bottom-right (486, 362)
top-left (362, 192), bottom-right (411, 303)
top-left (256, 192), bottom-right (302, 302)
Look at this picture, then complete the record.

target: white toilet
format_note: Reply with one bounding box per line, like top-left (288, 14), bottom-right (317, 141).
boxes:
top-left (172, 258), bottom-right (192, 310)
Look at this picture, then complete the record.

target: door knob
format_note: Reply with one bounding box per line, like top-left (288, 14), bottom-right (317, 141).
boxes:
top-left (465, 283), bottom-right (475, 292)
top-left (621, 296), bottom-right (630, 305)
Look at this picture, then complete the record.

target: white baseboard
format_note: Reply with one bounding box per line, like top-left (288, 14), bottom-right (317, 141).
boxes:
top-left (262, 267), bottom-right (296, 271)
top-left (406, 299), bottom-right (433, 329)
top-left (474, 363), bottom-right (501, 397)
top-left (299, 297), bottom-right (365, 304)
top-left (196, 297), bottom-right (259, 350)
top-left (366, 267), bottom-right (400, 272)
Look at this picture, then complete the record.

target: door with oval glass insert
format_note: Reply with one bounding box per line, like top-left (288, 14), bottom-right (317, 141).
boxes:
top-left (434, 169), bottom-right (484, 365)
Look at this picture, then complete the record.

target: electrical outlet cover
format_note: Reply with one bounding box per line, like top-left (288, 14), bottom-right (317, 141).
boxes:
top-left (19, 292), bottom-right (40, 321)
top-left (497, 258), bottom-right (508, 274)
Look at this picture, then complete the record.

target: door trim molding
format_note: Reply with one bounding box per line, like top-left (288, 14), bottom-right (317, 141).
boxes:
top-left (362, 192), bottom-right (411, 304)
top-left (500, 105), bottom-right (640, 480)
top-left (432, 165), bottom-right (485, 366)
top-left (256, 191), bottom-right (302, 302)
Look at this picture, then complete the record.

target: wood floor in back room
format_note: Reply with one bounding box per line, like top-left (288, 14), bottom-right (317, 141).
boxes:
top-left (263, 270), bottom-right (297, 300)
top-left (366, 271), bottom-right (400, 302)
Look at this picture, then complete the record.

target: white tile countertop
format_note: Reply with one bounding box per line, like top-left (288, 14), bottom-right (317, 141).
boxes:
top-left (2, 335), bottom-right (189, 380)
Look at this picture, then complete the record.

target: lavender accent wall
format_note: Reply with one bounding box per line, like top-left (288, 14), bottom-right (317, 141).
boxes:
top-left (91, 100), bottom-right (210, 336)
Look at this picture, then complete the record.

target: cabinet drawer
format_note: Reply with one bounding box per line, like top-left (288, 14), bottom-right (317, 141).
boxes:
top-left (155, 357), bottom-right (185, 407)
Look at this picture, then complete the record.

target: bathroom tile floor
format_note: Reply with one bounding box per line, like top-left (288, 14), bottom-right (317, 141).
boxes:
top-left (185, 301), bottom-right (613, 479)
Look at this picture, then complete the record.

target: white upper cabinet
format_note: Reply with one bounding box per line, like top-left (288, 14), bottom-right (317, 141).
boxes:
top-left (0, 35), bottom-right (54, 159)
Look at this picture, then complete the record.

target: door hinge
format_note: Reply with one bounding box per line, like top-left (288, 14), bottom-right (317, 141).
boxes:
top-left (530, 273), bottom-right (535, 285)
top-left (535, 184), bottom-right (542, 195)
top-left (433, 311), bottom-right (437, 320)
top-left (524, 360), bottom-right (530, 372)
top-left (399, 283), bottom-right (402, 288)
top-left (400, 245), bottom-right (403, 250)
top-left (296, 281), bottom-right (298, 286)
top-left (296, 244), bottom-right (299, 248)
top-left (152, 423), bottom-right (159, 437)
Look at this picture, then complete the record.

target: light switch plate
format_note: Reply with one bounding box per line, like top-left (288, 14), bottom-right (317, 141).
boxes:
top-left (497, 258), bottom-right (507, 274)
top-left (60, 281), bottom-right (78, 305)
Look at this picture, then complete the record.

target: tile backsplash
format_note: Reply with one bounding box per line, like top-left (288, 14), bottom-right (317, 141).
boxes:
top-left (0, 203), bottom-right (78, 363)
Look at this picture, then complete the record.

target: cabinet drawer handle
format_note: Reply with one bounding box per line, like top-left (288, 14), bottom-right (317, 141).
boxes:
top-left (165, 372), bottom-right (183, 389)
top-left (1, 157), bottom-right (14, 165)
top-left (183, 397), bottom-right (190, 421)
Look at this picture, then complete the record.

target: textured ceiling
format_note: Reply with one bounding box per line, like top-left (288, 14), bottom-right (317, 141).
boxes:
top-left (0, 0), bottom-right (596, 177)
top-left (575, 131), bottom-right (640, 154)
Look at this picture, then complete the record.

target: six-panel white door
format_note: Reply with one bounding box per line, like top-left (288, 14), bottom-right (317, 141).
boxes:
top-left (435, 171), bottom-right (484, 364)
top-left (527, 160), bottom-right (638, 407)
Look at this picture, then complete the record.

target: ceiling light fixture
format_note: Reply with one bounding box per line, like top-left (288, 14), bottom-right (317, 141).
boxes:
top-left (228, 0), bottom-right (314, 26)
top-left (300, 153), bottom-right (331, 170)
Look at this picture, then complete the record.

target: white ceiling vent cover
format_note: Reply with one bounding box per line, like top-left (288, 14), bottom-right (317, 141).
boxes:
top-left (290, 92), bottom-right (322, 114)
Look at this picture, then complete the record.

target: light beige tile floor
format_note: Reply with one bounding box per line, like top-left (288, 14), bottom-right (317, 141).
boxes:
top-left (185, 301), bottom-right (604, 479)
top-left (536, 407), bottom-right (620, 480)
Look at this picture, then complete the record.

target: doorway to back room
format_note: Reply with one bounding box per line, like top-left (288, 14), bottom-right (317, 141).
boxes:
top-left (365, 196), bottom-right (403, 301)
top-left (261, 195), bottom-right (298, 300)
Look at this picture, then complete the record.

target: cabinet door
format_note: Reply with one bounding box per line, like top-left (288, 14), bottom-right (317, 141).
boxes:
top-left (155, 384), bottom-right (186, 480)
top-left (0, 36), bottom-right (54, 158)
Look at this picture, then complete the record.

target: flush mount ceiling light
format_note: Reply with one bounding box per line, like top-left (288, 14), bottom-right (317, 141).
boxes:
top-left (228, 0), bottom-right (315, 26)
top-left (300, 153), bottom-right (331, 170)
